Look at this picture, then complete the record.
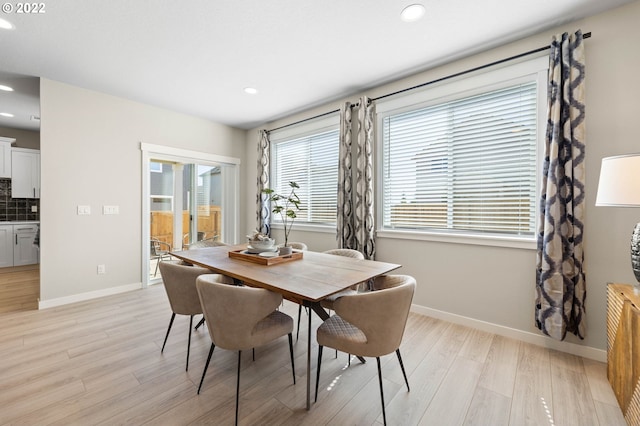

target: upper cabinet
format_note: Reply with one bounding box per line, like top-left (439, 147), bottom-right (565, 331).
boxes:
top-left (11, 148), bottom-right (40, 199)
top-left (0, 138), bottom-right (16, 178)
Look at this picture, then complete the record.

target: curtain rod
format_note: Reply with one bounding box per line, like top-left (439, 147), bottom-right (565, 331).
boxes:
top-left (266, 31), bottom-right (591, 133)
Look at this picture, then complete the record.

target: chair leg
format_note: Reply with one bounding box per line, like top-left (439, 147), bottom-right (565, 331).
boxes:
top-left (296, 304), bottom-right (302, 340)
top-left (161, 313), bottom-right (176, 353)
top-left (154, 258), bottom-right (161, 277)
top-left (288, 333), bottom-right (296, 385)
top-left (314, 345), bottom-right (324, 402)
top-left (186, 315), bottom-right (193, 371)
top-left (396, 349), bottom-right (410, 392)
top-left (194, 316), bottom-right (205, 330)
top-left (197, 343), bottom-right (215, 394)
top-left (376, 357), bottom-right (387, 426)
top-left (235, 350), bottom-right (242, 426)
top-left (252, 348), bottom-right (255, 362)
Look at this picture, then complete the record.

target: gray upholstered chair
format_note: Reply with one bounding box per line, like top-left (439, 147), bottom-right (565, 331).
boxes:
top-left (314, 275), bottom-right (416, 426)
top-left (188, 239), bottom-right (229, 249)
top-left (158, 260), bottom-right (232, 371)
top-left (296, 248), bottom-right (364, 340)
top-left (287, 241), bottom-right (308, 251)
top-left (196, 276), bottom-right (296, 426)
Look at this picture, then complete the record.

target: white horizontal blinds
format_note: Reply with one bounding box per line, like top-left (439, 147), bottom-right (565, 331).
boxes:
top-left (273, 129), bottom-right (339, 225)
top-left (383, 81), bottom-right (537, 235)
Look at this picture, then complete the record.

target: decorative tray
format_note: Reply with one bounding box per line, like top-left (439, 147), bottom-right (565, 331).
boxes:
top-left (228, 249), bottom-right (303, 265)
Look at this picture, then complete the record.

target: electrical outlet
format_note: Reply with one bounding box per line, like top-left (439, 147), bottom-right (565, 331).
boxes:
top-left (97, 264), bottom-right (106, 274)
top-left (31, 205), bottom-right (37, 213)
top-left (77, 205), bottom-right (91, 215)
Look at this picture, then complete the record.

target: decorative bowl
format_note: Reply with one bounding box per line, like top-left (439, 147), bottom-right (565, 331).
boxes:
top-left (248, 238), bottom-right (275, 250)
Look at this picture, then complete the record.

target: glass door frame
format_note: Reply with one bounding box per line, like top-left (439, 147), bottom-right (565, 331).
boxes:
top-left (141, 143), bottom-right (241, 287)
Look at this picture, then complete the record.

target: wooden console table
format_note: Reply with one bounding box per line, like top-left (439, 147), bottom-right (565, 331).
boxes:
top-left (607, 283), bottom-right (640, 424)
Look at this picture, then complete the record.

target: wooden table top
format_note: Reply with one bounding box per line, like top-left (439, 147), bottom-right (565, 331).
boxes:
top-left (170, 244), bottom-right (401, 303)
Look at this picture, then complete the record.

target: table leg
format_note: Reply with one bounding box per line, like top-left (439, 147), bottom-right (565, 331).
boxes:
top-left (306, 303), bottom-right (312, 410)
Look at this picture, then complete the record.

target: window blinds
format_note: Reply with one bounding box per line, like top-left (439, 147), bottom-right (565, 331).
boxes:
top-left (272, 129), bottom-right (339, 225)
top-left (382, 82), bottom-right (537, 236)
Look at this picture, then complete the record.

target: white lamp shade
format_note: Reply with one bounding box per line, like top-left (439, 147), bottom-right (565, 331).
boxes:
top-left (596, 154), bottom-right (640, 207)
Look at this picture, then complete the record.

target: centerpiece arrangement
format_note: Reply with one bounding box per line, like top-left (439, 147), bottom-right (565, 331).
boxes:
top-left (262, 181), bottom-right (301, 256)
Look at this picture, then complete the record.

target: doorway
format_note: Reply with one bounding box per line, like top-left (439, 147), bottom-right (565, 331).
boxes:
top-left (142, 144), bottom-right (240, 286)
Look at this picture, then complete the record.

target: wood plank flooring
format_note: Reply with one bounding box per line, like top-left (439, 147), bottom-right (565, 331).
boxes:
top-left (0, 264), bottom-right (39, 313)
top-left (0, 284), bottom-right (626, 425)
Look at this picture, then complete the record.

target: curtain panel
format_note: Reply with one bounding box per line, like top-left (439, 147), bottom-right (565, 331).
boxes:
top-left (256, 130), bottom-right (271, 236)
top-left (535, 30), bottom-right (586, 341)
top-left (337, 102), bottom-right (355, 249)
top-left (355, 96), bottom-right (376, 260)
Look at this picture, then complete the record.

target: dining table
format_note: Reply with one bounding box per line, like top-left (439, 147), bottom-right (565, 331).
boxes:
top-left (169, 244), bottom-right (401, 410)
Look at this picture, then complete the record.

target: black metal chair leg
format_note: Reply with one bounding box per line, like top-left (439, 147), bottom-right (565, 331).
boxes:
top-left (197, 343), bottom-right (215, 394)
top-left (288, 333), bottom-right (296, 384)
top-left (296, 304), bottom-right (302, 340)
top-left (376, 357), bottom-right (387, 426)
top-left (161, 313), bottom-right (176, 353)
top-left (194, 316), bottom-right (205, 330)
top-left (235, 350), bottom-right (242, 426)
top-left (186, 315), bottom-right (193, 371)
top-left (314, 345), bottom-right (324, 402)
top-left (252, 348), bottom-right (255, 362)
top-left (396, 349), bottom-right (410, 392)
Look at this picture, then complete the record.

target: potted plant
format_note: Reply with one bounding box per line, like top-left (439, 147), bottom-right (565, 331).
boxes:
top-left (262, 181), bottom-right (301, 255)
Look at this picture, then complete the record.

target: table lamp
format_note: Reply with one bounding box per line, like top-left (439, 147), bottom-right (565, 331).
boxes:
top-left (595, 154), bottom-right (640, 287)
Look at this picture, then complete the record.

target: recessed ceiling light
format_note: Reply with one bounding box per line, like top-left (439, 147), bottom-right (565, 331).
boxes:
top-left (0, 85), bottom-right (14, 92)
top-left (401, 4), bottom-right (426, 22)
top-left (0, 113), bottom-right (14, 117)
top-left (244, 87), bottom-right (258, 95)
top-left (0, 18), bottom-right (14, 30)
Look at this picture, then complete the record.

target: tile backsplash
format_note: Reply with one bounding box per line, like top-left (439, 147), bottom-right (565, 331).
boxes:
top-left (0, 178), bottom-right (39, 221)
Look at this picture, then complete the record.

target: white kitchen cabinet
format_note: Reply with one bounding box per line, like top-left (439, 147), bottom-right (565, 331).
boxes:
top-left (0, 138), bottom-right (15, 178)
top-left (0, 225), bottom-right (14, 267)
top-left (13, 224), bottom-right (38, 266)
top-left (11, 148), bottom-right (40, 199)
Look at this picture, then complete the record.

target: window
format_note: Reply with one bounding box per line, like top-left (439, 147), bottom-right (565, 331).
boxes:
top-left (270, 117), bottom-right (339, 226)
top-left (377, 57), bottom-right (547, 242)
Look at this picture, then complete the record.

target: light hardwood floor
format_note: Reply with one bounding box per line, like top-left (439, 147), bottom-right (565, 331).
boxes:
top-left (0, 284), bottom-right (626, 425)
top-left (0, 264), bottom-right (39, 313)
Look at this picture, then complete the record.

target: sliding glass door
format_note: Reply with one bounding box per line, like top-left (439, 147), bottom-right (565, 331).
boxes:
top-left (143, 145), bottom-right (239, 286)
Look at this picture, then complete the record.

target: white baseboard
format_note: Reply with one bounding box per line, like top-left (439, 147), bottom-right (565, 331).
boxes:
top-left (411, 304), bottom-right (606, 363)
top-left (38, 282), bottom-right (142, 309)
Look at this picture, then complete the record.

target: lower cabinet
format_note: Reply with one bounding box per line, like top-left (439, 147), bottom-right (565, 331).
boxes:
top-left (0, 225), bottom-right (14, 267)
top-left (0, 223), bottom-right (39, 267)
top-left (13, 224), bottom-right (38, 266)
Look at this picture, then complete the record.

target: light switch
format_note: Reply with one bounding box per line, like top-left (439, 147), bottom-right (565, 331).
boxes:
top-left (31, 205), bottom-right (37, 213)
top-left (103, 205), bottom-right (119, 215)
top-left (77, 205), bottom-right (91, 215)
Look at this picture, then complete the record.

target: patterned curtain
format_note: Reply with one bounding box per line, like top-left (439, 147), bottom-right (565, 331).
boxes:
top-left (535, 30), bottom-right (586, 341)
top-left (355, 96), bottom-right (376, 260)
top-left (337, 102), bottom-right (355, 249)
top-left (256, 130), bottom-right (271, 236)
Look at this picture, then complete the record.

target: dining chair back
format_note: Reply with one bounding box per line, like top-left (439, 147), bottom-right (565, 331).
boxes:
top-left (158, 260), bottom-right (232, 371)
top-left (188, 239), bottom-right (229, 249)
top-left (296, 248), bottom-right (365, 340)
top-left (196, 277), bottom-right (296, 425)
top-left (315, 275), bottom-right (416, 425)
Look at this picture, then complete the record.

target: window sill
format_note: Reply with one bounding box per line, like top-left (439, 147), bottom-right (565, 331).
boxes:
top-left (376, 229), bottom-right (536, 250)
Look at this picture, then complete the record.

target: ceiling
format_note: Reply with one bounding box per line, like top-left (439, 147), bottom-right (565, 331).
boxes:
top-left (0, 0), bottom-right (634, 132)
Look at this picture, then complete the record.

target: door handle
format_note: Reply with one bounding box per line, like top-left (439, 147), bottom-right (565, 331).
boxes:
top-left (15, 235), bottom-right (17, 245)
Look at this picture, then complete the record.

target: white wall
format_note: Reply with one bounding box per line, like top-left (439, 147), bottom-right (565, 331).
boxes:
top-left (40, 79), bottom-right (246, 303)
top-left (245, 0), bottom-right (640, 354)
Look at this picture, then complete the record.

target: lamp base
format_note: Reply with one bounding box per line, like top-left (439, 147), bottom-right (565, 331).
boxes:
top-left (632, 222), bottom-right (640, 284)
